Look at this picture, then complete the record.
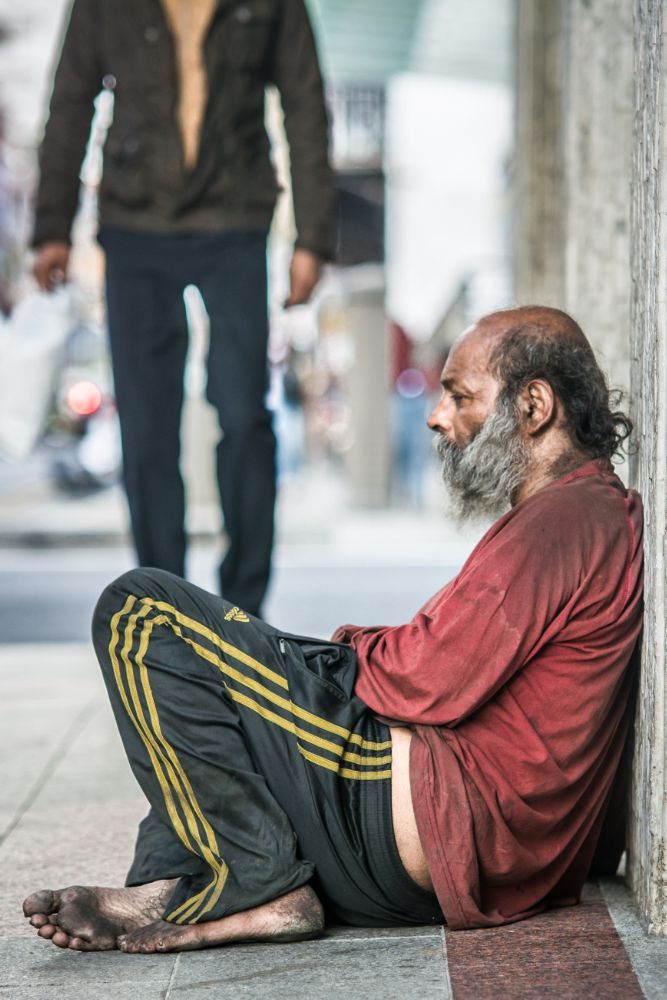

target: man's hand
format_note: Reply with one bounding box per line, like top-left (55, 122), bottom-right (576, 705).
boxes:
top-left (33, 241), bottom-right (70, 292)
top-left (284, 248), bottom-right (322, 308)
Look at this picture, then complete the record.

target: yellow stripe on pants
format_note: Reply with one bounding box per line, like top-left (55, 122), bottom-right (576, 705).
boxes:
top-left (109, 597), bottom-right (227, 924)
top-left (139, 598), bottom-right (394, 774)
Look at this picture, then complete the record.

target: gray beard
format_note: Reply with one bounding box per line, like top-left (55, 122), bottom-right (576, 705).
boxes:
top-left (435, 395), bottom-right (531, 524)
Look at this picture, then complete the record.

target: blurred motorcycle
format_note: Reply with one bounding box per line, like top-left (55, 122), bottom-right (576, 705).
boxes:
top-left (47, 322), bottom-right (121, 496)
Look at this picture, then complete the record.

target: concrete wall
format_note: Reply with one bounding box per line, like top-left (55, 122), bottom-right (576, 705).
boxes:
top-left (514, 0), bottom-right (633, 394)
top-left (628, 0), bottom-right (667, 937)
top-left (514, 0), bottom-right (566, 308)
top-left (562, 0), bottom-right (634, 394)
top-left (515, 0), bottom-right (667, 934)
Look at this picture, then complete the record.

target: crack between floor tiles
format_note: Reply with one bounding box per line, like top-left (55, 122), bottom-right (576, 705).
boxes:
top-left (163, 953), bottom-right (181, 999)
top-left (0, 697), bottom-right (99, 848)
top-left (440, 925), bottom-right (453, 1000)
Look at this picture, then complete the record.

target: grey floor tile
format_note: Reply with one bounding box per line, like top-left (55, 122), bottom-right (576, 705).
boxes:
top-left (599, 877), bottom-right (667, 1000)
top-left (0, 985), bottom-right (168, 1000)
top-left (171, 932), bottom-right (448, 999)
top-left (0, 648), bottom-right (102, 829)
top-left (0, 938), bottom-right (175, 997)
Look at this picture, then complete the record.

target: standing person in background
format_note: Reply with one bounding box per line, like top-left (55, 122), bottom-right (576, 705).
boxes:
top-left (32, 0), bottom-right (335, 617)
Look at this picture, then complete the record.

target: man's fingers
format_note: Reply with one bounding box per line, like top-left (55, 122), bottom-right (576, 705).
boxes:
top-left (32, 243), bottom-right (70, 293)
top-left (284, 279), bottom-right (314, 308)
top-left (32, 261), bottom-right (51, 292)
top-left (284, 249), bottom-right (322, 308)
top-left (284, 274), bottom-right (319, 308)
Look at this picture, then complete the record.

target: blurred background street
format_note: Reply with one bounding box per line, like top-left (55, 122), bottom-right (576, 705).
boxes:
top-left (0, 0), bottom-right (511, 642)
top-left (0, 461), bottom-right (482, 641)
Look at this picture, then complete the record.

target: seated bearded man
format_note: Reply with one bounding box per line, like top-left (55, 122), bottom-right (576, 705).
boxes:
top-left (23, 305), bottom-right (643, 953)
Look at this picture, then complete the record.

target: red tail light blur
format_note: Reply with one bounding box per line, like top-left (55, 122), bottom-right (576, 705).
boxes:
top-left (65, 381), bottom-right (103, 417)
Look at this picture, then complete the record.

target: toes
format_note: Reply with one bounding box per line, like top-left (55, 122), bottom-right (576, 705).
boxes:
top-left (51, 930), bottom-right (71, 949)
top-left (118, 933), bottom-right (153, 954)
top-left (37, 924), bottom-right (57, 940)
top-left (68, 936), bottom-right (101, 952)
top-left (23, 890), bottom-right (56, 918)
top-left (29, 914), bottom-right (49, 929)
top-left (118, 936), bottom-right (140, 954)
top-left (118, 920), bottom-right (179, 954)
top-left (67, 929), bottom-right (116, 952)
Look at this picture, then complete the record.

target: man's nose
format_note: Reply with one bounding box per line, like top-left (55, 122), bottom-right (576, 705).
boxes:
top-left (427, 397), bottom-right (453, 435)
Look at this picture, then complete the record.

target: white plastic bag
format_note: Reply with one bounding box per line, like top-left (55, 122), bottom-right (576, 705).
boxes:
top-left (0, 286), bottom-right (77, 461)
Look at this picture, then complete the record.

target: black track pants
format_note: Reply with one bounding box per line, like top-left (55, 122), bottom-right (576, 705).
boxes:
top-left (92, 568), bottom-right (442, 928)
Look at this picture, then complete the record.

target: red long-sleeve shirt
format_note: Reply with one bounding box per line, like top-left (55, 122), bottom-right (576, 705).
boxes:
top-left (332, 460), bottom-right (643, 928)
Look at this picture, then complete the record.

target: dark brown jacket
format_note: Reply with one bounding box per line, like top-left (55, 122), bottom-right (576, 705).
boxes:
top-left (33, 0), bottom-right (335, 258)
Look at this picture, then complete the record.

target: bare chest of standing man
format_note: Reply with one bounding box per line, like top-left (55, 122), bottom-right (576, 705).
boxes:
top-left (160, 0), bottom-right (218, 170)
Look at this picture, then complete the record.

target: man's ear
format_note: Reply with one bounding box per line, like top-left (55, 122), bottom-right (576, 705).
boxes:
top-left (517, 379), bottom-right (556, 436)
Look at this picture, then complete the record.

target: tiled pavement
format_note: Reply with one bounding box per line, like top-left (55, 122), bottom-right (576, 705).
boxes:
top-left (1, 644), bottom-right (666, 999)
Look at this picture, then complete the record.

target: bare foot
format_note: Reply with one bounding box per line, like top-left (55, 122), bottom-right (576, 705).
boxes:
top-left (118, 885), bottom-right (324, 954)
top-left (23, 881), bottom-right (176, 951)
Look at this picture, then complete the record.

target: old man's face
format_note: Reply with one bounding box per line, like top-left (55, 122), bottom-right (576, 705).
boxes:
top-left (428, 327), bottom-right (531, 523)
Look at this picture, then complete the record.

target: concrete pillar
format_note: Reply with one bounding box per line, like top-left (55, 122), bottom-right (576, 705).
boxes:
top-left (514, 0), bottom-right (566, 307)
top-left (562, 0), bottom-right (633, 394)
top-left (317, 266), bottom-right (391, 507)
top-left (344, 280), bottom-right (391, 507)
top-left (515, 0), bottom-right (667, 934)
top-left (514, 0), bottom-right (633, 393)
top-left (627, 0), bottom-right (667, 937)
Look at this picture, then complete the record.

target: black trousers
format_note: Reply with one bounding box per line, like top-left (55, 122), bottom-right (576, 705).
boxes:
top-left (92, 568), bottom-right (442, 928)
top-left (100, 227), bottom-right (276, 617)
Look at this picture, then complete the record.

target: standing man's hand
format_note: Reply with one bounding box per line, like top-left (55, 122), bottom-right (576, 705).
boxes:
top-left (33, 241), bottom-right (70, 292)
top-left (284, 248), bottom-right (322, 308)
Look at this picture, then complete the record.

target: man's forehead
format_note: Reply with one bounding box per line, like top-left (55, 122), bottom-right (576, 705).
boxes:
top-left (441, 324), bottom-right (500, 384)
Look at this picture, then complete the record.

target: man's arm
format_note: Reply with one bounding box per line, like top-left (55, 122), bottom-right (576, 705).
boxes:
top-left (268, 0), bottom-right (335, 302)
top-left (32, 0), bottom-right (102, 270)
top-left (346, 504), bottom-right (583, 726)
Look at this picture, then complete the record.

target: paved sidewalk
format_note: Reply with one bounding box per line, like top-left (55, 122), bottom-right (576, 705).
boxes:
top-left (1, 645), bottom-right (666, 999)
